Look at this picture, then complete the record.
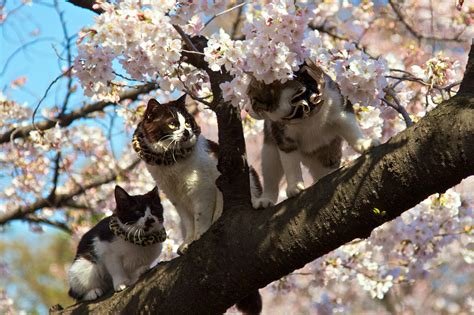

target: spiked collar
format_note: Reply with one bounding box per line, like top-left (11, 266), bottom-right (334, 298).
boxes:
top-left (132, 125), bottom-right (194, 166)
top-left (109, 216), bottom-right (167, 246)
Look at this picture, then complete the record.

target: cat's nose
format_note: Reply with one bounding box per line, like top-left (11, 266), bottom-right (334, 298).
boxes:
top-left (182, 130), bottom-right (190, 141)
top-left (145, 218), bottom-right (155, 227)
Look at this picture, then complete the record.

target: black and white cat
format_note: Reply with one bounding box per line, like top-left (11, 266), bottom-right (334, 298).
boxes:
top-left (132, 95), bottom-right (261, 254)
top-left (68, 186), bottom-right (166, 301)
top-left (247, 61), bottom-right (380, 208)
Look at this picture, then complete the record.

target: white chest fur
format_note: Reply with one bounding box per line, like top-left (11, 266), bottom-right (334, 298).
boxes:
top-left (94, 237), bottom-right (162, 272)
top-left (145, 136), bottom-right (220, 207)
top-left (144, 135), bottom-right (222, 251)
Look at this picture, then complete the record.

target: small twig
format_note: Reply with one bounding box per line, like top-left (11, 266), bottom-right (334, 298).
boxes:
top-left (231, 2), bottom-right (245, 39)
top-left (176, 63), bottom-right (212, 106)
top-left (181, 49), bottom-right (205, 56)
top-left (204, 1), bottom-right (247, 28)
top-left (54, 0), bottom-right (74, 116)
top-left (31, 70), bottom-right (69, 132)
top-left (172, 24), bottom-right (199, 52)
top-left (0, 37), bottom-right (56, 76)
top-left (48, 151), bottom-right (62, 201)
top-left (382, 89), bottom-right (414, 127)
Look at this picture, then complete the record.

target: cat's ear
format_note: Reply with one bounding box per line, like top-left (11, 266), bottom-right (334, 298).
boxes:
top-left (148, 186), bottom-right (162, 205)
top-left (114, 185), bottom-right (132, 208)
top-left (148, 186), bottom-right (160, 198)
top-left (173, 94), bottom-right (187, 109)
top-left (144, 98), bottom-right (161, 120)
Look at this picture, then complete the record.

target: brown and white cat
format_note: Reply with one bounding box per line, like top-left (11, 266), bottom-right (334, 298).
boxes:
top-left (132, 95), bottom-right (261, 254)
top-left (247, 61), bottom-right (379, 208)
top-left (133, 95), bottom-right (263, 314)
top-left (68, 186), bottom-right (166, 301)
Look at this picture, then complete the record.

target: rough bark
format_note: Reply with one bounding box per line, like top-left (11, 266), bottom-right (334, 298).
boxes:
top-left (54, 71), bottom-right (474, 315)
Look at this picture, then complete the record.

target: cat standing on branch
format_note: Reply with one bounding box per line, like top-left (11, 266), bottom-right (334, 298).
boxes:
top-left (247, 61), bottom-right (380, 208)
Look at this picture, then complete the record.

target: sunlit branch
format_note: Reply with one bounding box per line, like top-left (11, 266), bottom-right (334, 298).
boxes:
top-left (0, 159), bottom-right (141, 226)
top-left (0, 83), bottom-right (157, 145)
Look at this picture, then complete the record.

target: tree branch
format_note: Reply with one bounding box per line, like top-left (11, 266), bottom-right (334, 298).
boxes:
top-left (179, 34), bottom-right (251, 209)
top-left (388, 0), bottom-right (465, 43)
top-left (54, 90), bottom-right (474, 314)
top-left (22, 216), bottom-right (72, 234)
top-left (0, 159), bottom-right (141, 225)
top-left (0, 84), bottom-right (156, 145)
top-left (53, 42), bottom-right (474, 314)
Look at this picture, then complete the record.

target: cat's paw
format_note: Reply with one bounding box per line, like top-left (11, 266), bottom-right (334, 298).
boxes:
top-left (353, 138), bottom-right (380, 153)
top-left (83, 288), bottom-right (103, 301)
top-left (252, 197), bottom-right (275, 209)
top-left (114, 283), bottom-right (128, 292)
top-left (177, 242), bottom-right (189, 256)
top-left (286, 182), bottom-right (305, 198)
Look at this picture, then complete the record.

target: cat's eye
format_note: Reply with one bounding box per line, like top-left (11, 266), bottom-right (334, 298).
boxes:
top-left (185, 122), bottom-right (191, 128)
top-left (168, 122), bottom-right (178, 129)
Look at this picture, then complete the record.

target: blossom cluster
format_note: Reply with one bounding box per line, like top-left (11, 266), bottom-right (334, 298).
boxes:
top-left (205, 1), bottom-right (309, 84)
top-left (0, 91), bottom-right (31, 132)
top-left (74, 1), bottom-right (183, 101)
top-left (411, 53), bottom-right (461, 87)
top-left (332, 43), bottom-right (389, 107)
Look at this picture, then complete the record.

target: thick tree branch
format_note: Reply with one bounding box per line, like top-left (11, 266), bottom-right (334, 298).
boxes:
top-left (0, 84), bottom-right (156, 145)
top-left (54, 41), bottom-right (474, 313)
top-left (0, 159), bottom-right (140, 225)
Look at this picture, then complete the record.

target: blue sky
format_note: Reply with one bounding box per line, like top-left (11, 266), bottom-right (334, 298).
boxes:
top-left (1, 1), bottom-right (98, 235)
top-left (1, 1), bottom-right (95, 107)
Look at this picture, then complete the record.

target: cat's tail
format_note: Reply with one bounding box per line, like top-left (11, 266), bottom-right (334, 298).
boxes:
top-left (236, 289), bottom-right (262, 315)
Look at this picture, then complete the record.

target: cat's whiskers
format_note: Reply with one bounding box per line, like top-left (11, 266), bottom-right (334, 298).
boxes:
top-left (170, 140), bottom-right (179, 163)
top-left (164, 138), bottom-right (176, 152)
top-left (158, 134), bottom-right (174, 142)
